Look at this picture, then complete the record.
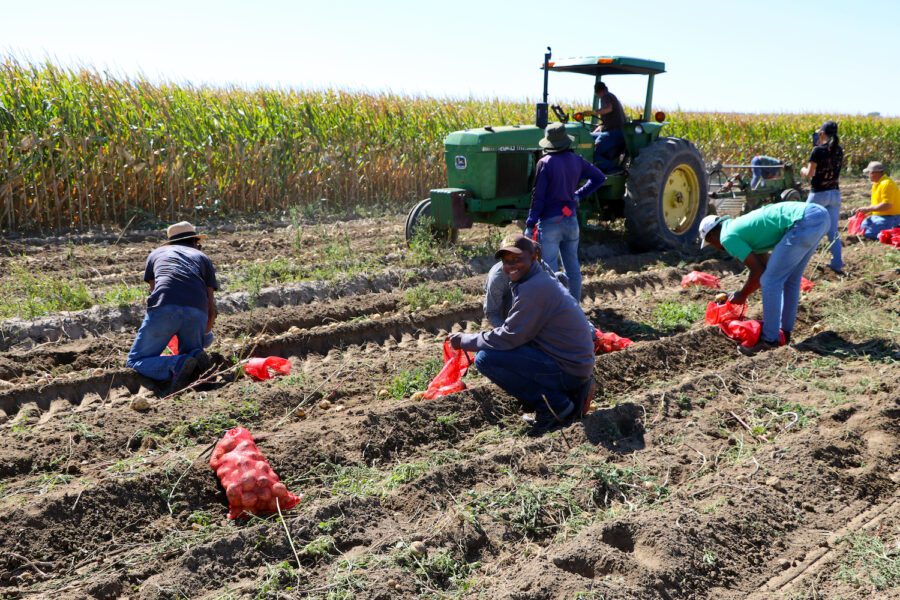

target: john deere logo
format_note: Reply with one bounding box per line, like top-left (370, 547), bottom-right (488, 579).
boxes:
top-left (455, 156), bottom-right (467, 169)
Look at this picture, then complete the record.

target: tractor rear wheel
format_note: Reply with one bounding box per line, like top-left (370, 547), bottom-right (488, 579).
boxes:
top-left (624, 137), bottom-right (707, 251)
top-left (404, 198), bottom-right (459, 246)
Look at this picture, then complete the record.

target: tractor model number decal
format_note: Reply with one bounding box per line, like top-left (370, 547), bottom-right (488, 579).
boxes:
top-left (455, 156), bottom-right (467, 169)
top-left (481, 146), bottom-right (538, 152)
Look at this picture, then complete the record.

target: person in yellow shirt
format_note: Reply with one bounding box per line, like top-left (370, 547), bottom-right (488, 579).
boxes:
top-left (857, 161), bottom-right (900, 239)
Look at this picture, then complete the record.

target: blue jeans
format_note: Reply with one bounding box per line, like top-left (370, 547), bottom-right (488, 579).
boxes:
top-left (750, 156), bottom-right (782, 189)
top-left (861, 214), bottom-right (900, 240)
top-left (474, 345), bottom-right (586, 419)
top-left (807, 188), bottom-right (842, 270)
top-left (126, 304), bottom-right (210, 381)
top-left (538, 215), bottom-right (582, 301)
top-left (759, 204), bottom-right (829, 343)
top-left (592, 129), bottom-right (624, 171)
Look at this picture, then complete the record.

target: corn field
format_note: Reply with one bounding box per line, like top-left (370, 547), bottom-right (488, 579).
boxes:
top-left (2, 58), bottom-right (899, 231)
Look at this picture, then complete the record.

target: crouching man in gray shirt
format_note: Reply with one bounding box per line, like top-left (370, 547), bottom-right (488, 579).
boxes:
top-left (449, 235), bottom-right (595, 436)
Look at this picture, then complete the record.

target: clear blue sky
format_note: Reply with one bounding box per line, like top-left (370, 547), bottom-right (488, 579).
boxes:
top-left (3, 0), bottom-right (897, 115)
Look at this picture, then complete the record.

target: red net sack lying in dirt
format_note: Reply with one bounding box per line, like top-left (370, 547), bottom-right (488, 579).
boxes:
top-left (244, 356), bottom-right (292, 381)
top-left (210, 427), bottom-right (302, 519)
top-left (878, 227), bottom-right (900, 247)
top-left (680, 271), bottom-right (721, 289)
top-left (847, 211), bottom-right (866, 236)
top-left (593, 329), bottom-right (633, 354)
top-left (705, 300), bottom-right (747, 326)
top-left (423, 340), bottom-right (473, 399)
top-left (719, 320), bottom-right (785, 348)
top-left (800, 277), bottom-right (815, 292)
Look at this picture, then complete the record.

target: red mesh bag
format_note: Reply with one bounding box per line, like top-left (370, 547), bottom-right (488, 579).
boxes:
top-left (244, 356), bottom-right (292, 381)
top-left (719, 320), bottom-right (785, 348)
top-left (162, 336), bottom-right (179, 356)
top-left (680, 271), bottom-right (721, 289)
top-left (847, 211), bottom-right (866, 236)
top-left (593, 329), bottom-right (633, 354)
top-left (210, 427), bottom-right (302, 519)
top-left (705, 300), bottom-right (747, 326)
top-left (800, 277), bottom-right (815, 292)
top-left (423, 340), bottom-right (473, 399)
top-left (878, 227), bottom-right (900, 247)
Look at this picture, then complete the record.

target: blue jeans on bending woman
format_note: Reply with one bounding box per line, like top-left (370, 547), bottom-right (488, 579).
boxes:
top-left (759, 203), bottom-right (829, 343)
top-left (806, 188), bottom-right (842, 271)
top-left (538, 214), bottom-right (582, 301)
top-left (474, 345), bottom-right (586, 419)
top-left (126, 304), bottom-right (211, 381)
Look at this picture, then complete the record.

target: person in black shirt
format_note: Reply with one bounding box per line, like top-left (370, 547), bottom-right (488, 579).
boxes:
top-left (590, 82), bottom-right (627, 173)
top-left (802, 120), bottom-right (845, 274)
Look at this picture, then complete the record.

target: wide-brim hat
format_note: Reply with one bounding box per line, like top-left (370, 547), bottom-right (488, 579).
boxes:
top-left (699, 215), bottom-right (729, 248)
top-left (165, 221), bottom-right (207, 244)
top-left (495, 233), bottom-right (536, 259)
top-left (539, 122), bottom-right (574, 152)
top-left (862, 161), bottom-right (885, 175)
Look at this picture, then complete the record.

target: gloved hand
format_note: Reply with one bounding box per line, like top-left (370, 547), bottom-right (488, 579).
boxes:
top-left (447, 333), bottom-right (463, 350)
top-left (524, 226), bottom-right (538, 241)
top-left (729, 290), bottom-right (747, 305)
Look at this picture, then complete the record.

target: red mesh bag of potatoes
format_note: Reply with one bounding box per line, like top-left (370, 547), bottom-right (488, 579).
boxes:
top-left (878, 227), bottom-right (900, 247)
top-left (705, 300), bottom-right (747, 326)
top-left (423, 340), bottom-right (473, 399)
top-left (210, 427), bottom-right (301, 519)
top-left (680, 271), bottom-right (721, 289)
top-left (718, 320), bottom-right (786, 348)
top-left (244, 356), bottom-right (291, 381)
top-left (593, 329), bottom-right (633, 354)
top-left (847, 211), bottom-right (865, 236)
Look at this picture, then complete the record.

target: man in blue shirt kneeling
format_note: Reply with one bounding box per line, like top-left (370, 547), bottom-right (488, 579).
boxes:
top-left (448, 235), bottom-right (596, 436)
top-left (126, 222), bottom-right (218, 391)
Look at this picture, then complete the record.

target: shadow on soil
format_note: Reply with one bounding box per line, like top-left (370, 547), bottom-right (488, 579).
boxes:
top-left (579, 402), bottom-right (645, 453)
top-left (797, 330), bottom-right (900, 361)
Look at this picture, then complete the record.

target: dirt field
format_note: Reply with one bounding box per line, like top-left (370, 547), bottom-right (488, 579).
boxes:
top-left (0, 180), bottom-right (897, 600)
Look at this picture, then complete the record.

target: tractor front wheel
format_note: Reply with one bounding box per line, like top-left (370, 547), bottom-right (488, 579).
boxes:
top-left (624, 137), bottom-right (708, 251)
top-left (404, 198), bottom-right (459, 246)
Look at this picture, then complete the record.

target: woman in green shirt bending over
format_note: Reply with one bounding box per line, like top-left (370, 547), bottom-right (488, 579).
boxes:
top-left (699, 202), bottom-right (829, 355)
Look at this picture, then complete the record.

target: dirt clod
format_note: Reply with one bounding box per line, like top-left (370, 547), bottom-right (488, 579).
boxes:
top-left (129, 397), bottom-right (150, 412)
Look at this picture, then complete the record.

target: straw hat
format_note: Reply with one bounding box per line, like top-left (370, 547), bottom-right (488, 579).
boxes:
top-left (165, 221), bottom-right (207, 244)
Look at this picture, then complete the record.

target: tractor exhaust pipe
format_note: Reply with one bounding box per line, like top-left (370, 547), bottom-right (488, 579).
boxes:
top-left (535, 46), bottom-right (551, 129)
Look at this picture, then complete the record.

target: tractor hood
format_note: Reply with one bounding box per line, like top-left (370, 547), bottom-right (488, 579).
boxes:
top-left (444, 124), bottom-right (593, 152)
top-left (443, 124), bottom-right (594, 201)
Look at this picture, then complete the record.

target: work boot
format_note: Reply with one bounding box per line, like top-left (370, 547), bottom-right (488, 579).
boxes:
top-left (782, 331), bottom-right (792, 346)
top-left (738, 339), bottom-right (777, 357)
top-left (527, 401), bottom-right (575, 437)
top-left (194, 350), bottom-right (213, 375)
top-left (572, 375), bottom-right (596, 417)
top-left (170, 357), bottom-right (198, 392)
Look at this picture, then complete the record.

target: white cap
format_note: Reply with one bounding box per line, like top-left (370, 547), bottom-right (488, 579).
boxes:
top-left (699, 215), bottom-right (728, 248)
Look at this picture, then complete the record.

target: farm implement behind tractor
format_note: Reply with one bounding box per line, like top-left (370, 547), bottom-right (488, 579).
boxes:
top-left (707, 161), bottom-right (804, 218)
top-left (405, 48), bottom-right (708, 251)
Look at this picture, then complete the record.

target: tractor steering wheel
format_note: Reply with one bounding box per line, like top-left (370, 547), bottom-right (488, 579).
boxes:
top-left (551, 104), bottom-right (569, 124)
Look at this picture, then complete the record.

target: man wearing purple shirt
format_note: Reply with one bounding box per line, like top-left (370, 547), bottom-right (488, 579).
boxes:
top-left (524, 122), bottom-right (606, 301)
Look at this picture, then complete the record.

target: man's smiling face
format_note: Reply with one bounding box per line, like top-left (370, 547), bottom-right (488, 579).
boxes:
top-left (501, 250), bottom-right (533, 282)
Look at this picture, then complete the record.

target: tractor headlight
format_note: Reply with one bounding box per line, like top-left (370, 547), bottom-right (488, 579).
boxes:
top-left (634, 125), bottom-right (643, 134)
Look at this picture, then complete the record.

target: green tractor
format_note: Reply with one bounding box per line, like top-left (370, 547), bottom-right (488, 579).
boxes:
top-left (405, 49), bottom-right (708, 251)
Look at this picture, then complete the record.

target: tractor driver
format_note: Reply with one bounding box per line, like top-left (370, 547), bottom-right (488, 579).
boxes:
top-left (589, 82), bottom-right (627, 173)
